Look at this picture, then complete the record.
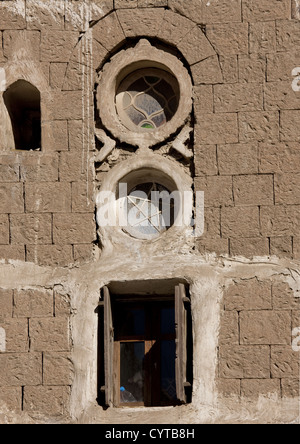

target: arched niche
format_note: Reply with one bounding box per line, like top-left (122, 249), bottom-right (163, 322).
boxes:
top-left (3, 80), bottom-right (41, 151)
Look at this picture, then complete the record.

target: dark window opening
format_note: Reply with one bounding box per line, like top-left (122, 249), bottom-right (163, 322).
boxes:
top-left (3, 80), bottom-right (41, 151)
top-left (97, 282), bottom-right (193, 408)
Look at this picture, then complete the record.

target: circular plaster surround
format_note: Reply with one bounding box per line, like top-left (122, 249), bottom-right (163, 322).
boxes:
top-left (96, 153), bottom-right (193, 242)
top-left (96, 39), bottom-right (193, 149)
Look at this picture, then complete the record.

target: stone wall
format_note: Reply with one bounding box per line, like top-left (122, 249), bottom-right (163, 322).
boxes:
top-left (0, 0), bottom-right (299, 424)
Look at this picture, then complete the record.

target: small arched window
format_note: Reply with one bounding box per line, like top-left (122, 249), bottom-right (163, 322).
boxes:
top-left (3, 80), bottom-right (41, 151)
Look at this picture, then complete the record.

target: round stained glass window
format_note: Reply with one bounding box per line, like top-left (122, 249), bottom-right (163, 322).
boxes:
top-left (116, 69), bottom-right (179, 132)
top-left (123, 182), bottom-right (176, 240)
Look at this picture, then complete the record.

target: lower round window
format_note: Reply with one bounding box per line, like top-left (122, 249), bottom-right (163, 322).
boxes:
top-left (116, 68), bottom-right (179, 133)
top-left (123, 182), bottom-right (176, 240)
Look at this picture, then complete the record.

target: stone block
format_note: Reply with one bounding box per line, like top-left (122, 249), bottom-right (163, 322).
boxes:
top-left (272, 282), bottom-right (300, 311)
top-left (59, 152), bottom-right (91, 182)
top-left (50, 63), bottom-right (68, 90)
top-left (270, 237), bottom-right (293, 258)
top-left (26, 245), bottom-right (73, 268)
top-left (169, 0), bottom-right (242, 24)
top-left (41, 31), bottom-right (79, 62)
top-left (217, 379), bottom-right (241, 398)
top-left (3, 30), bottom-right (40, 60)
top-left (26, 0), bottom-right (65, 30)
top-left (25, 183), bottom-right (71, 213)
top-left (195, 176), bottom-right (233, 208)
top-left (0, 246), bottom-right (25, 262)
top-left (230, 237), bottom-right (269, 258)
top-left (65, 0), bottom-right (114, 31)
top-left (241, 379), bottom-right (281, 399)
top-left (177, 25), bottom-right (215, 66)
top-left (0, 319), bottom-right (28, 353)
top-left (68, 120), bottom-right (83, 152)
top-left (54, 292), bottom-right (72, 317)
top-left (249, 21), bottom-right (276, 54)
top-left (267, 51), bottom-right (300, 82)
top-left (259, 142), bottom-right (300, 174)
top-left (30, 318), bottom-right (70, 352)
top-left (219, 345), bottom-right (270, 379)
top-left (221, 207), bottom-right (260, 239)
top-left (281, 379), bottom-right (299, 398)
top-left (0, 289), bottom-right (13, 319)
top-left (240, 311), bottom-right (291, 345)
top-left (19, 154), bottom-right (59, 182)
top-left (73, 244), bottom-right (95, 264)
top-left (194, 144), bottom-right (218, 176)
top-left (93, 11), bottom-right (126, 52)
top-left (0, 215), bottom-right (9, 245)
top-left (117, 8), bottom-right (164, 39)
top-left (0, 1), bottom-right (26, 30)
top-left (0, 387), bottom-right (22, 411)
top-left (0, 183), bottom-right (24, 213)
top-left (45, 91), bottom-right (83, 120)
top-left (219, 56), bottom-right (238, 84)
top-left (239, 54), bottom-right (266, 83)
top-left (271, 346), bottom-right (299, 378)
top-left (0, 156), bottom-right (20, 182)
top-left (280, 110), bottom-right (300, 142)
top-left (200, 207), bottom-right (221, 238)
top-left (239, 112), bottom-right (279, 143)
top-left (194, 85), bottom-right (213, 115)
top-left (233, 175), bottom-right (274, 206)
top-left (195, 114), bottom-right (238, 145)
top-left (156, 10), bottom-right (196, 46)
top-left (260, 205), bottom-right (300, 236)
top-left (276, 20), bottom-right (300, 51)
top-left (71, 181), bottom-right (94, 213)
top-left (10, 214), bottom-right (52, 245)
top-left (0, 353), bottom-right (42, 386)
top-left (219, 311), bottom-right (239, 345)
top-left (214, 83), bottom-right (263, 113)
top-left (206, 23), bottom-right (248, 55)
top-left (53, 214), bottom-right (96, 245)
top-left (13, 289), bottom-right (54, 318)
top-left (43, 352), bottom-right (74, 386)
top-left (217, 143), bottom-right (259, 175)
top-left (265, 81), bottom-right (300, 111)
top-left (42, 120), bottom-right (69, 152)
top-left (191, 56), bottom-right (223, 85)
top-left (62, 61), bottom-right (84, 91)
top-left (242, 0), bottom-right (291, 21)
top-left (23, 386), bottom-right (70, 416)
top-left (224, 279), bottom-right (272, 311)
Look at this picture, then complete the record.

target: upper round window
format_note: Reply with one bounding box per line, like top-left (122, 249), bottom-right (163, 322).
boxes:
top-left (116, 69), bottom-right (179, 133)
top-left (96, 39), bottom-right (193, 148)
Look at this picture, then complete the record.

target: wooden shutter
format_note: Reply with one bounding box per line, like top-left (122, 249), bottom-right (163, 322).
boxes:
top-left (100, 286), bottom-right (114, 407)
top-left (175, 283), bottom-right (190, 404)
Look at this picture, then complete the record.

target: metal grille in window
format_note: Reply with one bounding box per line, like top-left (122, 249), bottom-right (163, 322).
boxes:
top-left (125, 182), bottom-right (175, 239)
top-left (116, 69), bottom-right (179, 132)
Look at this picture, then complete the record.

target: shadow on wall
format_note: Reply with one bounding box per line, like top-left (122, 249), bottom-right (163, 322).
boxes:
top-left (3, 80), bottom-right (41, 151)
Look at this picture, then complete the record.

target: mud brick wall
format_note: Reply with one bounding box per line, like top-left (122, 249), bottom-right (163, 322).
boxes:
top-left (218, 278), bottom-right (300, 400)
top-left (0, 287), bottom-right (73, 417)
top-left (193, 0), bottom-right (300, 259)
top-left (0, 0), bottom-right (97, 267)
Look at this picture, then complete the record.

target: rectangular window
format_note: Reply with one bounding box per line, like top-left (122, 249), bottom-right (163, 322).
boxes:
top-left (98, 283), bottom-right (192, 408)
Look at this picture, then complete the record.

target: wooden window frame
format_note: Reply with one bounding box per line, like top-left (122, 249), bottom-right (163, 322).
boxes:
top-left (98, 283), bottom-right (192, 408)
